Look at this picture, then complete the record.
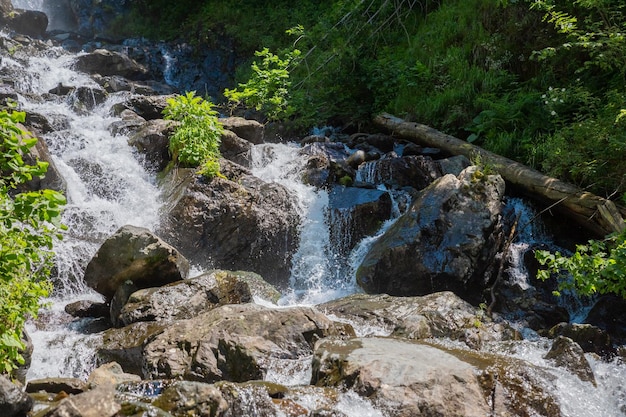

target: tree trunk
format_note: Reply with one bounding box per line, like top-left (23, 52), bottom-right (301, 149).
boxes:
top-left (374, 113), bottom-right (625, 237)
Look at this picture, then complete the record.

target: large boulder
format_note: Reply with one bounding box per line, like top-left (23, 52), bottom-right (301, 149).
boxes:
top-left (4, 9), bottom-right (48, 38)
top-left (356, 166), bottom-right (505, 302)
top-left (142, 303), bottom-right (353, 382)
top-left (74, 49), bottom-right (149, 80)
top-left (84, 225), bottom-right (190, 302)
top-left (312, 337), bottom-right (562, 417)
top-left (320, 292), bottom-right (519, 349)
top-left (159, 160), bottom-right (300, 287)
top-left (98, 322), bottom-right (166, 375)
top-left (39, 384), bottom-right (120, 417)
top-left (111, 94), bottom-right (175, 121)
top-left (152, 381), bottom-right (229, 417)
top-left (355, 155), bottom-right (442, 189)
top-left (219, 116), bottom-right (264, 144)
top-left (327, 186), bottom-right (392, 255)
top-left (117, 270), bottom-right (280, 326)
top-left (0, 376), bottom-right (32, 417)
top-left (127, 119), bottom-right (175, 172)
top-left (220, 129), bottom-right (252, 167)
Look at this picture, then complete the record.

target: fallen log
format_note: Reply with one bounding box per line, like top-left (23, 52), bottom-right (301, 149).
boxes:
top-left (374, 112), bottom-right (625, 237)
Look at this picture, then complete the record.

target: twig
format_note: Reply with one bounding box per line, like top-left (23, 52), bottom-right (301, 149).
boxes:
top-left (487, 212), bottom-right (520, 317)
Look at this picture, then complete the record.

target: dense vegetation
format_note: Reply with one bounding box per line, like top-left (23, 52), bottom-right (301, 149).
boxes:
top-left (163, 92), bottom-right (224, 179)
top-left (130, 0), bottom-right (626, 202)
top-left (129, 0), bottom-right (626, 299)
top-left (0, 110), bottom-right (65, 374)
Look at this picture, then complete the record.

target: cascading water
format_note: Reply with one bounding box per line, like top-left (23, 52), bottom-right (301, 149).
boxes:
top-left (2, 26), bottom-right (626, 416)
top-left (1, 42), bottom-right (162, 379)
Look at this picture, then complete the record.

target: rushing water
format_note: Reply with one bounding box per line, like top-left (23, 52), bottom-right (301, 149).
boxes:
top-left (1, 42), bottom-right (161, 379)
top-left (2, 26), bottom-right (626, 415)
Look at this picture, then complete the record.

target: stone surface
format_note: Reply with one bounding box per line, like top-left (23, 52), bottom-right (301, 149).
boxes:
top-left (41, 384), bottom-right (120, 417)
top-left (112, 94), bottom-right (175, 120)
top-left (159, 161), bottom-right (299, 288)
top-left (0, 376), bottom-right (32, 417)
top-left (355, 155), bottom-right (442, 189)
top-left (84, 225), bottom-right (190, 301)
top-left (87, 362), bottom-right (141, 387)
top-left (312, 337), bottom-right (491, 417)
top-left (117, 270), bottom-right (278, 326)
top-left (142, 303), bottom-right (352, 382)
top-left (26, 378), bottom-right (87, 395)
top-left (327, 186), bottom-right (392, 255)
top-left (73, 49), bottom-right (149, 80)
top-left (544, 336), bottom-right (596, 385)
top-left (548, 322), bottom-right (613, 357)
top-left (98, 322), bottom-right (166, 376)
top-left (5, 9), bottom-right (48, 38)
top-left (356, 166), bottom-right (505, 303)
top-left (220, 129), bottom-right (252, 167)
top-left (312, 337), bottom-right (562, 417)
top-left (320, 292), bottom-right (519, 348)
top-left (127, 119), bottom-right (175, 172)
top-left (152, 381), bottom-right (228, 417)
top-left (219, 116), bottom-right (264, 144)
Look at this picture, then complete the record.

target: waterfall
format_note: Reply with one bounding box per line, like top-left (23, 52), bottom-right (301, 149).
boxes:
top-left (11, 0), bottom-right (77, 32)
top-left (2, 43), bottom-right (162, 379)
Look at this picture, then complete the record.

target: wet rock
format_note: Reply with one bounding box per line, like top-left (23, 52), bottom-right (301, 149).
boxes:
top-left (313, 337), bottom-right (562, 417)
top-left (69, 85), bottom-right (108, 114)
top-left (356, 166), bottom-right (505, 303)
top-left (142, 303), bottom-right (352, 382)
top-left (112, 94), bottom-right (175, 120)
top-left (26, 378), bottom-right (87, 395)
top-left (220, 129), bottom-right (252, 167)
top-left (40, 384), bottom-right (120, 417)
top-left (159, 161), bottom-right (299, 288)
top-left (108, 109), bottom-right (146, 137)
top-left (327, 186), bottom-right (392, 255)
top-left (73, 49), bottom-right (149, 80)
top-left (320, 292), bottom-right (519, 347)
top-left (84, 225), bottom-right (190, 302)
top-left (127, 119), bottom-right (175, 172)
top-left (219, 116), bottom-right (264, 144)
top-left (87, 362), bottom-right (141, 387)
top-left (5, 9), bottom-right (48, 38)
top-left (117, 270), bottom-right (279, 326)
top-left (312, 337), bottom-right (491, 417)
top-left (152, 381), bottom-right (228, 417)
top-left (544, 336), bottom-right (596, 385)
top-left (584, 295), bottom-right (626, 345)
top-left (22, 132), bottom-right (66, 193)
top-left (64, 300), bottom-right (108, 319)
top-left (355, 155), bottom-right (442, 189)
top-left (300, 142), bottom-right (353, 188)
top-left (98, 321), bottom-right (166, 376)
top-left (548, 322), bottom-right (613, 357)
top-left (438, 154), bottom-right (472, 176)
top-left (0, 375), bottom-right (32, 417)
top-left (0, 84), bottom-right (19, 106)
top-left (348, 133), bottom-right (395, 152)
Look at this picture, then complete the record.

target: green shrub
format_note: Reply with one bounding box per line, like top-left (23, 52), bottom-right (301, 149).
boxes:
top-left (0, 110), bottom-right (65, 375)
top-left (163, 92), bottom-right (224, 178)
top-left (536, 225), bottom-right (626, 299)
top-left (224, 47), bottom-right (301, 121)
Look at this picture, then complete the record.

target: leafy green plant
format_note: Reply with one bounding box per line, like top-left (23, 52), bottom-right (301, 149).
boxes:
top-left (163, 92), bottom-right (224, 179)
top-left (224, 47), bottom-right (301, 121)
top-left (536, 225), bottom-right (626, 299)
top-left (0, 110), bottom-right (66, 375)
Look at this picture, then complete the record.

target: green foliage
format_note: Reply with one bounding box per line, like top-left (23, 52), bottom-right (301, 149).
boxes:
top-left (224, 47), bottom-right (301, 121)
top-left (163, 92), bottom-right (223, 176)
top-left (536, 225), bottom-right (626, 299)
top-left (0, 110), bottom-right (65, 375)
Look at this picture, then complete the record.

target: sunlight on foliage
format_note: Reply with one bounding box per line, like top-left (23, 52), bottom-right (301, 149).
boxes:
top-left (224, 47), bottom-right (301, 121)
top-left (163, 92), bottom-right (223, 179)
top-left (536, 225), bottom-right (626, 299)
top-left (0, 110), bottom-right (65, 375)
